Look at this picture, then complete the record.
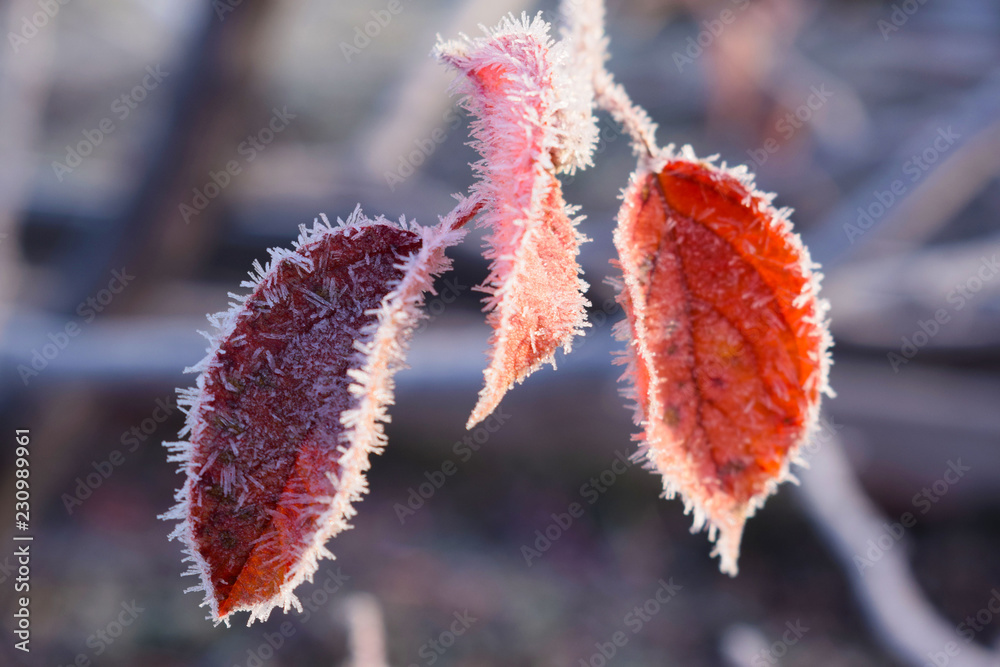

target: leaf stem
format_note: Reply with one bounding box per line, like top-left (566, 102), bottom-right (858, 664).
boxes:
top-left (442, 193), bottom-right (485, 231)
top-left (560, 0), bottom-right (660, 158)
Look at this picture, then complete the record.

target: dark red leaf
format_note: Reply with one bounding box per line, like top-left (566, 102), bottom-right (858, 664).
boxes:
top-left (162, 207), bottom-right (466, 624)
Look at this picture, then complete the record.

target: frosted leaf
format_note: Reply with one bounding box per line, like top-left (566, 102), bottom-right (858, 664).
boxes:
top-left (612, 146), bottom-right (833, 575)
top-left (161, 205), bottom-right (467, 625)
top-left (436, 14), bottom-right (594, 428)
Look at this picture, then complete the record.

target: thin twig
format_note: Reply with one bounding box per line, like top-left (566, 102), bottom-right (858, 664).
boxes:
top-left (560, 0), bottom-right (659, 157)
top-left (796, 433), bottom-right (1000, 667)
top-left (442, 192), bottom-right (485, 231)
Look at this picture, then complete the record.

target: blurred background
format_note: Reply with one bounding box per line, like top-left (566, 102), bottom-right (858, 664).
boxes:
top-left (1, 0), bottom-right (999, 665)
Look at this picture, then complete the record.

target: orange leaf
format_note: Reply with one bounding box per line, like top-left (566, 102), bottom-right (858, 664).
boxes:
top-left (613, 149), bottom-right (832, 575)
top-left (161, 207), bottom-right (466, 624)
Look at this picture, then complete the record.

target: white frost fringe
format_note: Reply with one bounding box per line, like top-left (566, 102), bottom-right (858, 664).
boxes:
top-left (435, 12), bottom-right (599, 177)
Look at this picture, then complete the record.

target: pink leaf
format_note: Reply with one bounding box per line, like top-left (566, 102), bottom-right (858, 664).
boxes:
top-left (436, 14), bottom-right (595, 428)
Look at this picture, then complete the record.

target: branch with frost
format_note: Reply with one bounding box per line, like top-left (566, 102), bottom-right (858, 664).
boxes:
top-left (560, 0), bottom-right (658, 157)
top-left (164, 0), bottom-right (833, 625)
